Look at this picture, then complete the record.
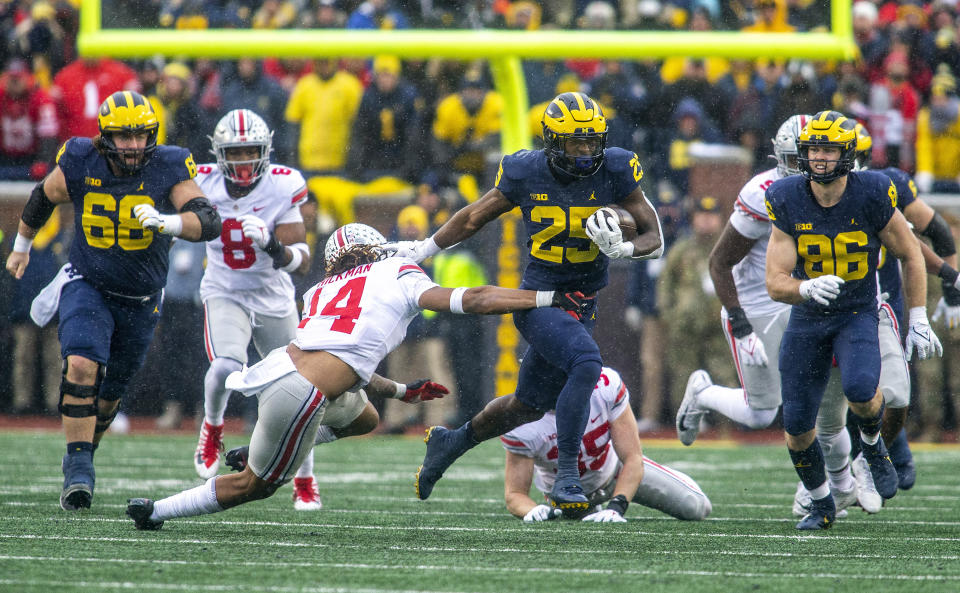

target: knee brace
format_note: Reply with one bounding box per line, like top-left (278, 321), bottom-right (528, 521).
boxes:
top-left (58, 362), bottom-right (104, 418)
top-left (95, 404), bottom-right (121, 434)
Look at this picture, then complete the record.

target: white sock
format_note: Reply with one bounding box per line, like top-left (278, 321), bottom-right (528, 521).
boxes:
top-left (860, 430), bottom-right (880, 446)
top-left (809, 482), bottom-right (830, 500)
top-left (295, 448), bottom-right (314, 479)
top-left (152, 477), bottom-right (223, 521)
top-left (314, 425), bottom-right (338, 445)
top-left (696, 386), bottom-right (778, 429)
top-left (820, 431), bottom-right (855, 492)
top-left (204, 358), bottom-right (242, 425)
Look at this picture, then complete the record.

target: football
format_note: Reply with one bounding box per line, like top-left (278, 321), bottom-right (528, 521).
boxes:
top-left (599, 206), bottom-right (637, 241)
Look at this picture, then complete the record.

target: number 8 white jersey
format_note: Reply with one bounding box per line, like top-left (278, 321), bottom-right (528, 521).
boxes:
top-left (197, 162), bottom-right (309, 316)
top-left (295, 257), bottom-right (438, 383)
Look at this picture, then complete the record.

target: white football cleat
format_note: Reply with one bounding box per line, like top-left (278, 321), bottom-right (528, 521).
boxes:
top-left (293, 477), bottom-right (323, 511)
top-left (832, 483), bottom-right (857, 515)
top-left (852, 453), bottom-right (883, 514)
top-left (676, 370), bottom-right (711, 446)
top-left (194, 421), bottom-right (224, 479)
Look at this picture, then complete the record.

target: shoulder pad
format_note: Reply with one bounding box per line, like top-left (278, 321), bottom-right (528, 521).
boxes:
top-left (499, 149), bottom-right (539, 180)
top-left (56, 137), bottom-right (95, 165)
top-left (603, 147), bottom-right (639, 173)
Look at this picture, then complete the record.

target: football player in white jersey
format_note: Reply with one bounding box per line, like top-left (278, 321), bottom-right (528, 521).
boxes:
top-left (126, 223), bottom-right (592, 530)
top-left (191, 109), bottom-right (321, 510)
top-left (503, 367), bottom-right (711, 523)
top-left (673, 115), bottom-right (864, 517)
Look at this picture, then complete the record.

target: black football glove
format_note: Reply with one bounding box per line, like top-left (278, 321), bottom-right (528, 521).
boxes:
top-left (225, 445), bottom-right (249, 473)
top-left (552, 290), bottom-right (594, 320)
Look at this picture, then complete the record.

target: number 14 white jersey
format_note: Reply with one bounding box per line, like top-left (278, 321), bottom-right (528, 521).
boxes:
top-left (295, 257), bottom-right (438, 384)
top-left (197, 163), bottom-right (309, 316)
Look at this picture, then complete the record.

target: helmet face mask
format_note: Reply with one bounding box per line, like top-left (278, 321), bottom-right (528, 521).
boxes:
top-left (772, 114), bottom-right (810, 177)
top-left (542, 92), bottom-right (608, 178)
top-left (324, 223), bottom-right (387, 275)
top-left (210, 109), bottom-right (273, 189)
top-left (796, 110), bottom-right (858, 184)
top-left (97, 91), bottom-right (159, 176)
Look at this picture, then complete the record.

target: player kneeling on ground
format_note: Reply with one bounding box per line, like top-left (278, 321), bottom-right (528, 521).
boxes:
top-left (127, 223), bottom-right (592, 529)
top-left (504, 366), bottom-right (711, 523)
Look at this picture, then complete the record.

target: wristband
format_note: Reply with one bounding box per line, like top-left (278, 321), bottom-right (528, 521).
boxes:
top-left (13, 233), bottom-right (33, 253)
top-left (393, 381), bottom-right (407, 399)
top-left (535, 290), bottom-right (555, 308)
top-left (909, 306), bottom-right (929, 326)
top-left (726, 306), bottom-right (753, 339)
top-left (421, 236), bottom-right (442, 259)
top-left (449, 286), bottom-right (468, 314)
top-left (606, 494), bottom-right (629, 516)
top-left (161, 214), bottom-right (184, 236)
top-left (279, 246), bottom-right (303, 272)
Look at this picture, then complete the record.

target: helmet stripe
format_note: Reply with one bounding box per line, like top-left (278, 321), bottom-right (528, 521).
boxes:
top-left (129, 91), bottom-right (145, 107)
top-left (113, 92), bottom-right (127, 109)
top-left (334, 226), bottom-right (347, 249)
top-left (238, 110), bottom-right (246, 136)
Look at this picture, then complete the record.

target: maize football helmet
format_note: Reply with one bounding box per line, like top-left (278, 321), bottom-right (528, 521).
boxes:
top-left (542, 92), bottom-right (608, 178)
top-left (853, 121), bottom-right (872, 171)
top-left (210, 109), bottom-right (273, 188)
top-left (797, 110), bottom-right (858, 184)
top-left (772, 114), bottom-right (811, 177)
top-left (324, 223), bottom-right (387, 270)
top-left (97, 90), bottom-right (159, 176)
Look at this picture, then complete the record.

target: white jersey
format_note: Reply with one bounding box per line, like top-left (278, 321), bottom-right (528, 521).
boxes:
top-left (197, 162), bottom-right (309, 316)
top-left (501, 367), bottom-right (631, 496)
top-left (728, 167), bottom-right (792, 318)
top-left (295, 257), bottom-right (437, 383)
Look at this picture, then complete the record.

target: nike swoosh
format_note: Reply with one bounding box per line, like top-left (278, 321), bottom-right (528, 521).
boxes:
top-left (253, 206), bottom-right (265, 212)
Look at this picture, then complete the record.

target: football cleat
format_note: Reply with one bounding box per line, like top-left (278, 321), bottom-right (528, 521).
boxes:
top-left (792, 481), bottom-right (849, 519)
top-left (548, 477), bottom-right (590, 519)
top-left (851, 453), bottom-right (883, 513)
top-left (795, 494), bottom-right (835, 530)
top-left (292, 477), bottom-right (323, 511)
top-left (860, 437), bottom-right (898, 500)
top-left (676, 370), bottom-right (712, 446)
top-left (832, 483), bottom-right (857, 515)
top-left (60, 452), bottom-right (95, 511)
top-left (126, 498), bottom-right (164, 530)
top-left (415, 426), bottom-right (469, 500)
top-left (225, 445), bottom-right (249, 473)
top-left (887, 430), bottom-right (916, 490)
top-left (194, 421), bottom-right (225, 479)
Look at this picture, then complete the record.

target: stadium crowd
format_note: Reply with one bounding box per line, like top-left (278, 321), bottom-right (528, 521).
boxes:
top-left (1, 0), bottom-right (959, 443)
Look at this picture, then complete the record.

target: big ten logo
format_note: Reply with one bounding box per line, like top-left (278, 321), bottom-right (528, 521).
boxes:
top-left (530, 193), bottom-right (549, 201)
top-left (795, 222), bottom-right (813, 231)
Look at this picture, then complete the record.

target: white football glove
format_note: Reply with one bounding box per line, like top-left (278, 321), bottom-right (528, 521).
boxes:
top-left (905, 308), bottom-right (944, 361)
top-left (798, 275), bottom-right (844, 306)
top-left (238, 214), bottom-right (271, 249)
top-left (581, 508), bottom-right (627, 523)
top-left (381, 237), bottom-right (441, 263)
top-left (585, 208), bottom-right (633, 259)
top-left (735, 332), bottom-right (769, 367)
top-left (931, 297), bottom-right (960, 330)
top-left (133, 203), bottom-right (182, 236)
top-left (523, 504), bottom-right (562, 522)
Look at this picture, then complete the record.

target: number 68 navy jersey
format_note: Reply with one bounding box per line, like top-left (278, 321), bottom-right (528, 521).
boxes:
top-left (764, 170), bottom-right (897, 314)
top-left (58, 137), bottom-right (196, 297)
top-left (495, 147), bottom-right (643, 293)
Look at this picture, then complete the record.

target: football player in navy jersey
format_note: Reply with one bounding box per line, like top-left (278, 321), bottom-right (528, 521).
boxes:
top-left (764, 111), bottom-right (942, 530)
top-left (4, 90), bottom-right (221, 511)
top-left (390, 91), bottom-right (663, 515)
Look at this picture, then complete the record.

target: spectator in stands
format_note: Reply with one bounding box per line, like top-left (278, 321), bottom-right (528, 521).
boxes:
top-left (10, 1), bottom-right (66, 85)
top-left (137, 57), bottom-right (164, 98)
top-left (346, 55), bottom-right (421, 183)
top-left (219, 58), bottom-right (288, 139)
top-left (915, 66), bottom-right (960, 194)
top-left (658, 196), bottom-right (737, 426)
top-left (431, 69), bottom-right (503, 182)
top-left (152, 62), bottom-right (208, 160)
top-left (263, 58), bottom-right (312, 94)
top-left (773, 60), bottom-right (821, 129)
top-left (742, 0), bottom-right (794, 32)
top-left (869, 49), bottom-right (920, 171)
top-left (252, 0), bottom-right (298, 28)
top-left (0, 58), bottom-right (58, 181)
top-left (51, 56), bottom-right (138, 141)
top-left (285, 58), bottom-right (362, 177)
top-left (310, 0), bottom-right (347, 28)
top-left (347, 0), bottom-right (410, 29)
top-left (662, 97), bottom-right (723, 197)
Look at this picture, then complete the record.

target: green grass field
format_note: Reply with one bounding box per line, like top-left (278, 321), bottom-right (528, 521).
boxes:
top-left (1, 429), bottom-right (958, 593)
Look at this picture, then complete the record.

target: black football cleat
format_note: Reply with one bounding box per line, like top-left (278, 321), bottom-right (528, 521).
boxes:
top-left (548, 477), bottom-right (590, 519)
top-left (795, 494), bottom-right (835, 531)
top-left (60, 453), bottom-right (95, 511)
top-left (127, 498), bottom-right (164, 530)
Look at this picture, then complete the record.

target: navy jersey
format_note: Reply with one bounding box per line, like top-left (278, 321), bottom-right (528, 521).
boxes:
top-left (875, 166), bottom-right (918, 316)
top-left (58, 138), bottom-right (196, 296)
top-left (765, 170), bottom-right (897, 314)
top-left (495, 147), bottom-right (643, 292)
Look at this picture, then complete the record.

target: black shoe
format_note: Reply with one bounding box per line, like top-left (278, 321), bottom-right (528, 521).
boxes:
top-left (60, 453), bottom-right (95, 511)
top-left (225, 445), bottom-right (249, 473)
top-left (548, 477), bottom-right (590, 519)
top-left (795, 494), bottom-right (835, 530)
top-left (861, 438), bottom-right (898, 499)
top-left (126, 498), bottom-right (164, 530)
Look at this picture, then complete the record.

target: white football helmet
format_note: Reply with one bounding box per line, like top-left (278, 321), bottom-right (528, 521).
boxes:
top-left (210, 109), bottom-right (273, 187)
top-left (772, 114), bottom-right (811, 177)
top-left (324, 223), bottom-right (387, 269)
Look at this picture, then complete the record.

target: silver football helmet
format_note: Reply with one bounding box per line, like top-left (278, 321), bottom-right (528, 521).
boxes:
top-left (772, 114), bottom-right (811, 177)
top-left (324, 223), bottom-right (387, 270)
top-left (210, 109), bottom-right (273, 187)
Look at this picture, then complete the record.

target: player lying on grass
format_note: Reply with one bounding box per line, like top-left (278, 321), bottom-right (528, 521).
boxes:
top-left (126, 223), bottom-right (591, 530)
top-left (503, 366), bottom-right (711, 523)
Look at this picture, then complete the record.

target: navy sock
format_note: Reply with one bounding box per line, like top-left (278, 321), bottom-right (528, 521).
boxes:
top-left (853, 400), bottom-right (885, 441)
top-left (788, 440), bottom-right (828, 492)
top-left (554, 360), bottom-right (602, 481)
top-left (887, 427), bottom-right (912, 467)
top-left (845, 408), bottom-right (862, 459)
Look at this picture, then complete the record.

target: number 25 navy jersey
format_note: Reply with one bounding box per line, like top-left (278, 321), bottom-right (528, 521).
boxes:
top-left (58, 137), bottom-right (197, 297)
top-left (495, 147), bottom-right (643, 293)
top-left (765, 170), bottom-right (897, 314)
